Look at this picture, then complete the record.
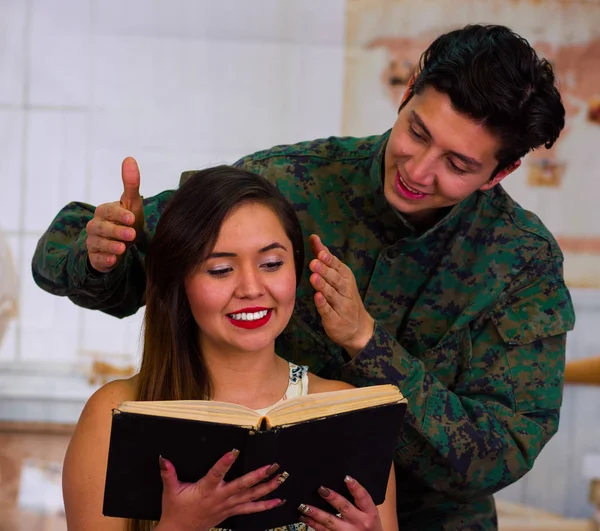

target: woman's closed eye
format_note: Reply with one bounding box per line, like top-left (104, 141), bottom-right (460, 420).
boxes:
top-left (261, 260), bottom-right (284, 272)
top-left (206, 260), bottom-right (284, 277)
top-left (207, 267), bottom-right (233, 277)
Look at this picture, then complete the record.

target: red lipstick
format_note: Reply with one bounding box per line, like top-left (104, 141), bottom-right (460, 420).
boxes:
top-left (227, 307), bottom-right (272, 330)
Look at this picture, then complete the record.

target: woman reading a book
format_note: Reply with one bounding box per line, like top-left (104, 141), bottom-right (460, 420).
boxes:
top-left (62, 167), bottom-right (398, 531)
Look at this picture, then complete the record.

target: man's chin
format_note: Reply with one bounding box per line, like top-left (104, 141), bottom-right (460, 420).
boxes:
top-left (385, 194), bottom-right (441, 224)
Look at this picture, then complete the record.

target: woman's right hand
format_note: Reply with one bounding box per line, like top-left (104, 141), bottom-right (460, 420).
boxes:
top-left (155, 449), bottom-right (287, 531)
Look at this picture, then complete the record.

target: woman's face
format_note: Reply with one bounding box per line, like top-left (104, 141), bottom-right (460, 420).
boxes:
top-left (184, 202), bottom-right (297, 357)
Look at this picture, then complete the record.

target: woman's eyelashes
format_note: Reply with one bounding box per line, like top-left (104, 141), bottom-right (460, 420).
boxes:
top-left (261, 259), bottom-right (284, 271)
top-left (206, 258), bottom-right (285, 277)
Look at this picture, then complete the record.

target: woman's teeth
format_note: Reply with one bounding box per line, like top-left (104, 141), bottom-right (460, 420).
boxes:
top-left (229, 310), bottom-right (269, 321)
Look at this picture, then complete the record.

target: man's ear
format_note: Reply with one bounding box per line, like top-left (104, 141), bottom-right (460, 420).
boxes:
top-left (398, 73), bottom-right (417, 109)
top-left (479, 160), bottom-right (522, 191)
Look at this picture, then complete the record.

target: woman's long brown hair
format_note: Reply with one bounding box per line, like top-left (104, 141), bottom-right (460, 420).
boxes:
top-left (129, 166), bottom-right (304, 531)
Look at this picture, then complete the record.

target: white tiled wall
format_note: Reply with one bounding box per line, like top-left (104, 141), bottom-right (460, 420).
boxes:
top-left (0, 0), bottom-right (346, 398)
top-left (0, 110), bottom-right (24, 233)
top-left (0, 1), bottom-right (27, 106)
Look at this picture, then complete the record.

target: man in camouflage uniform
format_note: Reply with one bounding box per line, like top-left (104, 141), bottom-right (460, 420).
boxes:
top-left (32, 25), bottom-right (575, 530)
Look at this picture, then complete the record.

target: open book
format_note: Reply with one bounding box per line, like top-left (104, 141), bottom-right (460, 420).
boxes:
top-left (103, 385), bottom-right (407, 530)
top-left (115, 384), bottom-right (404, 429)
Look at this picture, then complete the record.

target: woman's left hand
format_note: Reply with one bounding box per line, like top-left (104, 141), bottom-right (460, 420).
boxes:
top-left (297, 475), bottom-right (384, 531)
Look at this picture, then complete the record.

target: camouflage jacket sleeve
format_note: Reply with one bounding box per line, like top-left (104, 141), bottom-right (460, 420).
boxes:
top-left (31, 192), bottom-right (174, 318)
top-left (340, 246), bottom-right (574, 500)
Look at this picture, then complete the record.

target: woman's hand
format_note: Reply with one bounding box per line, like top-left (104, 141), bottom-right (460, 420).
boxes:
top-left (156, 449), bottom-right (288, 531)
top-left (297, 476), bottom-right (386, 531)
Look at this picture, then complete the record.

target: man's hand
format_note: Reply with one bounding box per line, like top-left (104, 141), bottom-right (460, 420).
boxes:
top-left (85, 157), bottom-right (145, 273)
top-left (308, 235), bottom-right (375, 358)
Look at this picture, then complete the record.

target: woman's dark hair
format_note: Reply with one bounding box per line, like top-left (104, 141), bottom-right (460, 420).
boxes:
top-left (406, 24), bottom-right (565, 175)
top-left (138, 165), bottom-right (304, 401)
top-left (131, 166), bottom-right (304, 530)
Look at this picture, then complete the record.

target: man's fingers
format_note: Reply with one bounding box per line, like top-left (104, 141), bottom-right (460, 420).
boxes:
top-left (88, 218), bottom-right (136, 243)
top-left (314, 291), bottom-right (336, 320)
top-left (95, 202), bottom-right (135, 226)
top-left (317, 249), bottom-right (345, 274)
top-left (310, 273), bottom-right (343, 311)
top-left (121, 156), bottom-right (141, 209)
top-left (309, 234), bottom-right (328, 258)
top-left (310, 259), bottom-right (345, 294)
top-left (88, 253), bottom-right (118, 272)
top-left (87, 234), bottom-right (128, 255)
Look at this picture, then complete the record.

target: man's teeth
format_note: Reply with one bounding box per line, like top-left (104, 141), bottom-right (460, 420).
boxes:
top-left (400, 175), bottom-right (425, 195)
top-left (229, 310), bottom-right (269, 321)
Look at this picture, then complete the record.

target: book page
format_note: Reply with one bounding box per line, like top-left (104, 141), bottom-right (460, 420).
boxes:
top-left (265, 384), bottom-right (405, 428)
top-left (116, 400), bottom-right (262, 429)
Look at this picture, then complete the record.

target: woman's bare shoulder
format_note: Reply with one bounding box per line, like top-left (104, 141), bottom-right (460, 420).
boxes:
top-left (86, 376), bottom-right (137, 413)
top-left (307, 373), bottom-right (355, 394)
top-left (73, 375), bottom-right (137, 438)
top-left (62, 376), bottom-right (138, 530)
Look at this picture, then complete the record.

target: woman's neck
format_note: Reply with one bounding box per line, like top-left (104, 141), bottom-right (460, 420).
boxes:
top-left (202, 346), bottom-right (290, 411)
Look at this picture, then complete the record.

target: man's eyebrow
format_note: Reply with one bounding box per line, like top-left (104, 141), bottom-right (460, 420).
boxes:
top-left (205, 242), bottom-right (288, 259)
top-left (410, 110), bottom-right (483, 169)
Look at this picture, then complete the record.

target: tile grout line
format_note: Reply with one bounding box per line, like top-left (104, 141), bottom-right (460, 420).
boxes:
top-left (15, 0), bottom-right (33, 364)
top-left (0, 103), bottom-right (91, 112)
top-left (77, 1), bottom-right (97, 361)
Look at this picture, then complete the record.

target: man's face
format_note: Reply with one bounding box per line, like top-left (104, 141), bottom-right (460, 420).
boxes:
top-left (383, 86), bottom-right (519, 222)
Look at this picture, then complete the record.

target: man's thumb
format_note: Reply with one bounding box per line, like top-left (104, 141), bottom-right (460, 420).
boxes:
top-left (121, 156), bottom-right (141, 210)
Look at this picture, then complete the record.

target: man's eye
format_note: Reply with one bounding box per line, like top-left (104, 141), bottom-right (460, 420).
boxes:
top-left (409, 126), bottom-right (425, 141)
top-left (448, 160), bottom-right (468, 175)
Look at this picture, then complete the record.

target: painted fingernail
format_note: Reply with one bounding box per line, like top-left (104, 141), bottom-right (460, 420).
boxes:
top-left (277, 471), bottom-right (289, 484)
top-left (266, 463), bottom-right (280, 475)
top-left (298, 503), bottom-right (311, 514)
top-left (278, 499), bottom-right (287, 507)
top-left (158, 455), bottom-right (167, 471)
top-left (230, 448), bottom-right (240, 460)
top-left (299, 516), bottom-right (309, 523)
top-left (344, 475), bottom-right (356, 486)
top-left (318, 486), bottom-right (330, 497)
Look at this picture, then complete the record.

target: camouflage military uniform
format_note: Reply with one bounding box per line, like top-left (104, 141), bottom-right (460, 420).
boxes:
top-left (32, 131), bottom-right (575, 530)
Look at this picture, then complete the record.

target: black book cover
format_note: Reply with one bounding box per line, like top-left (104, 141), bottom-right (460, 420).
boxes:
top-left (103, 401), bottom-right (406, 530)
